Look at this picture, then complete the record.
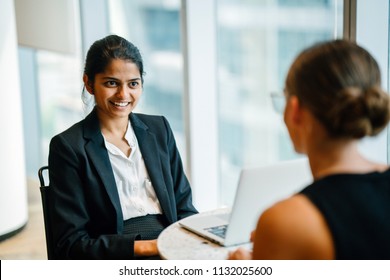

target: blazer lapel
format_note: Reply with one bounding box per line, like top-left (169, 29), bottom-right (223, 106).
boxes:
top-left (83, 109), bottom-right (124, 231)
top-left (131, 114), bottom-right (174, 223)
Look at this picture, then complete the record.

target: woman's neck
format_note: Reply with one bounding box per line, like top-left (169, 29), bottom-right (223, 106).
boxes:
top-left (97, 113), bottom-right (129, 139)
top-left (307, 139), bottom-right (387, 180)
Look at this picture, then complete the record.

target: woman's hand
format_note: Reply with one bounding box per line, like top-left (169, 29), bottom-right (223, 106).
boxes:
top-left (227, 247), bottom-right (253, 260)
top-left (134, 239), bottom-right (158, 257)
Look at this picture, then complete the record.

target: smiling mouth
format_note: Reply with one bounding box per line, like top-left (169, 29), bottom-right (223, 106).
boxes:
top-left (110, 101), bottom-right (131, 107)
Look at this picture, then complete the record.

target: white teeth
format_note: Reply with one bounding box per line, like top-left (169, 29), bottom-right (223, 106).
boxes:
top-left (113, 102), bottom-right (129, 107)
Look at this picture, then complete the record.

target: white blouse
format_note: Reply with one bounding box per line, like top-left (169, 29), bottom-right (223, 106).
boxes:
top-left (103, 121), bottom-right (162, 220)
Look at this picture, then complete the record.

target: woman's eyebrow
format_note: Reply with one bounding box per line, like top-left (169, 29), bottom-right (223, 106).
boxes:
top-left (101, 77), bottom-right (141, 81)
top-left (101, 76), bottom-right (119, 80)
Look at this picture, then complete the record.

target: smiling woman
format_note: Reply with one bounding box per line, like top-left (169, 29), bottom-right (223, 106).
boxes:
top-left (47, 35), bottom-right (198, 260)
top-left (84, 59), bottom-right (143, 126)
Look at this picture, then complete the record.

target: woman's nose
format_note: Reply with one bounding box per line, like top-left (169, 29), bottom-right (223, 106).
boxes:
top-left (116, 86), bottom-right (129, 98)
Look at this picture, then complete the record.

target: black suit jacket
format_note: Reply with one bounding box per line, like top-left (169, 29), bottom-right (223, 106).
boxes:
top-left (48, 108), bottom-right (197, 259)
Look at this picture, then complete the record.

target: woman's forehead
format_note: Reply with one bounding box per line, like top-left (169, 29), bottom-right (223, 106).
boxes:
top-left (100, 59), bottom-right (141, 77)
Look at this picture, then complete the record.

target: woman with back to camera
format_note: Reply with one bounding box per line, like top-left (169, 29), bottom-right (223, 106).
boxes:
top-left (229, 39), bottom-right (390, 260)
top-left (48, 34), bottom-right (197, 259)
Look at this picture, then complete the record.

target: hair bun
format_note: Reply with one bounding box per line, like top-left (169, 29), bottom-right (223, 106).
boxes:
top-left (363, 86), bottom-right (390, 136)
top-left (321, 86), bottom-right (390, 138)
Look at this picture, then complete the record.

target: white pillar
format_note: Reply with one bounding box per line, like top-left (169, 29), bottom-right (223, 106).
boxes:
top-left (0, 0), bottom-right (28, 240)
top-left (181, 0), bottom-right (219, 211)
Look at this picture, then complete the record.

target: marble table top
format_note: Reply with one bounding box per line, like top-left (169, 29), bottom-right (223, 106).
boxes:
top-left (157, 208), bottom-right (252, 260)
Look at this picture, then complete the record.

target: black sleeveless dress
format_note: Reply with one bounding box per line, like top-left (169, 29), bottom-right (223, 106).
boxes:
top-left (300, 169), bottom-right (390, 260)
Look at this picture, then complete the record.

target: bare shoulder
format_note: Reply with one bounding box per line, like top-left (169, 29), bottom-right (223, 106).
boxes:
top-left (252, 194), bottom-right (334, 260)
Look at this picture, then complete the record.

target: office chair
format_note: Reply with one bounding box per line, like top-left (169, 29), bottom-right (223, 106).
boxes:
top-left (38, 166), bottom-right (57, 259)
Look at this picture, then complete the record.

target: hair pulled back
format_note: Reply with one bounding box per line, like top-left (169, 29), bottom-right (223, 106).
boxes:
top-left (84, 34), bottom-right (145, 83)
top-left (286, 40), bottom-right (390, 139)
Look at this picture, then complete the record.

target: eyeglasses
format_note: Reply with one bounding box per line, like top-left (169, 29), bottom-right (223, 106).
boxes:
top-left (270, 92), bottom-right (286, 115)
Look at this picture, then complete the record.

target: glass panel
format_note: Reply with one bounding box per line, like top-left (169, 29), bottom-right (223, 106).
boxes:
top-left (216, 0), bottom-right (344, 205)
top-left (108, 0), bottom-right (186, 163)
top-left (36, 51), bottom-right (83, 162)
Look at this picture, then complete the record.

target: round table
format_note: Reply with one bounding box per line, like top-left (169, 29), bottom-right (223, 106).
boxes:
top-left (157, 208), bottom-right (252, 260)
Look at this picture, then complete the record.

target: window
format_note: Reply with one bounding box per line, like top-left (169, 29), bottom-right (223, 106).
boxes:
top-left (216, 0), bottom-right (344, 205)
top-left (17, 0), bottom-right (82, 176)
top-left (36, 51), bottom-right (83, 162)
top-left (354, 0), bottom-right (389, 164)
top-left (108, 0), bottom-right (186, 162)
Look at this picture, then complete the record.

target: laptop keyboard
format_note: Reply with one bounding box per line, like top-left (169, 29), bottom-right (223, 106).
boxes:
top-left (205, 224), bottom-right (228, 239)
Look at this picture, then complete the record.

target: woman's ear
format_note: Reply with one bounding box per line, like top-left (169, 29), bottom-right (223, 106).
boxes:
top-left (83, 74), bottom-right (94, 95)
top-left (289, 95), bottom-right (303, 124)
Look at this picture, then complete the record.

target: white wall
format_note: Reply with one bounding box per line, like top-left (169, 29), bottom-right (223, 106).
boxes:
top-left (14, 0), bottom-right (78, 54)
top-left (0, 0), bottom-right (28, 237)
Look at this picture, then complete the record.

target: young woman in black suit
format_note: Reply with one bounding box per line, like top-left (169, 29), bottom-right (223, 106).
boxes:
top-left (49, 35), bottom-right (197, 259)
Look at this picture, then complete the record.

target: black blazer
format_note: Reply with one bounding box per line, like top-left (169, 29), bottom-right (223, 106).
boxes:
top-left (48, 108), bottom-right (197, 259)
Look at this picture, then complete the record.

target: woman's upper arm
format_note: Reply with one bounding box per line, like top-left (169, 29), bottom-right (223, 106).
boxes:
top-left (252, 195), bottom-right (334, 260)
top-left (161, 116), bottom-right (198, 218)
top-left (49, 135), bottom-right (85, 206)
top-left (48, 136), bottom-right (88, 250)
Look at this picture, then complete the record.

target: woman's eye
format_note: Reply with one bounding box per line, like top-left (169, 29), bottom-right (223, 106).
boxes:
top-left (105, 81), bottom-right (117, 87)
top-left (129, 81), bottom-right (139, 88)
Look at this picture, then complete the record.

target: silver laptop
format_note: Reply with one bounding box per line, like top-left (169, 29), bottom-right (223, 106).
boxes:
top-left (179, 157), bottom-right (312, 247)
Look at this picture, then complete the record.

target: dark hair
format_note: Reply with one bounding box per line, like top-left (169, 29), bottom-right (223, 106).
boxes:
top-left (84, 34), bottom-right (145, 84)
top-left (286, 39), bottom-right (390, 139)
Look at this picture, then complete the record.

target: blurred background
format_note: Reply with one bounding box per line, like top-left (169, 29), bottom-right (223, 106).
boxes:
top-left (0, 0), bottom-right (389, 259)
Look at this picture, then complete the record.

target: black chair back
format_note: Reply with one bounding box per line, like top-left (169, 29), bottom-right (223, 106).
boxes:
top-left (38, 166), bottom-right (57, 259)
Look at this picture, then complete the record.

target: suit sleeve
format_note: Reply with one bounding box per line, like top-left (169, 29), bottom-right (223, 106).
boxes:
top-left (49, 134), bottom-right (139, 259)
top-left (162, 117), bottom-right (198, 220)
